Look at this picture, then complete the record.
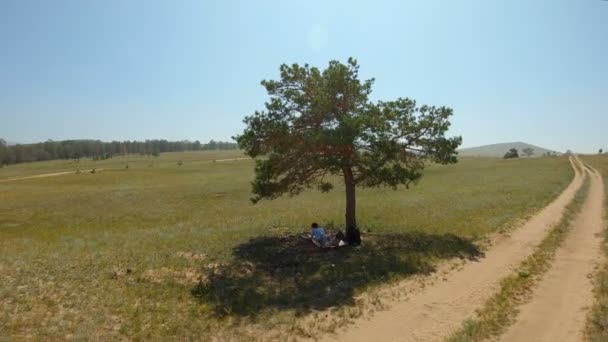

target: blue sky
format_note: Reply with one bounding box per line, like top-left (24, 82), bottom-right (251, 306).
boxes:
top-left (1, 0), bottom-right (606, 152)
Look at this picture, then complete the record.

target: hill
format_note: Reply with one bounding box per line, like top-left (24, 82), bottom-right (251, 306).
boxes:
top-left (458, 142), bottom-right (559, 158)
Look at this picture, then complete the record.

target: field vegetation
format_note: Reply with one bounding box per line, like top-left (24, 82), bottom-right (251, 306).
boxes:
top-left (0, 152), bottom-right (572, 340)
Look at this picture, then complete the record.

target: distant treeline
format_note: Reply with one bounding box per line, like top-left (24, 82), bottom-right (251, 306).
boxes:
top-left (0, 139), bottom-right (238, 166)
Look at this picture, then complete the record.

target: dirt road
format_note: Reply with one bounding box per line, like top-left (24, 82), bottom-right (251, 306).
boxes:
top-left (499, 162), bottom-right (605, 342)
top-left (321, 158), bottom-right (584, 342)
top-left (0, 169), bottom-right (104, 183)
top-left (213, 157), bottom-right (251, 162)
top-left (0, 157), bottom-right (248, 183)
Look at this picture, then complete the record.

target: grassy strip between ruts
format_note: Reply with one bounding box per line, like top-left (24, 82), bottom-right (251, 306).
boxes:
top-left (445, 171), bottom-right (591, 342)
top-left (585, 204), bottom-right (608, 341)
top-left (584, 156), bottom-right (608, 341)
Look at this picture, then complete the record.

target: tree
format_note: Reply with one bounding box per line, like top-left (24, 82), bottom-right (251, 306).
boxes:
top-left (0, 139), bottom-right (237, 166)
top-left (522, 147), bottom-right (534, 157)
top-left (600, 148), bottom-right (603, 154)
top-left (504, 148), bottom-right (519, 159)
top-left (0, 138), bottom-right (7, 167)
top-left (207, 139), bottom-right (218, 150)
top-left (236, 58), bottom-right (462, 244)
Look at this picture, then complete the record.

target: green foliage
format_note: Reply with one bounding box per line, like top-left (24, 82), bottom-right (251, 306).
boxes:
top-left (0, 139), bottom-right (237, 166)
top-left (92, 153), bottom-right (113, 161)
top-left (236, 58), bottom-right (461, 233)
top-left (0, 138), bottom-right (8, 166)
top-left (504, 148), bottom-right (519, 159)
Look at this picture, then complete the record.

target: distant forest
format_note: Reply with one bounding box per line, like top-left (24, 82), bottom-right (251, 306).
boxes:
top-left (0, 139), bottom-right (238, 166)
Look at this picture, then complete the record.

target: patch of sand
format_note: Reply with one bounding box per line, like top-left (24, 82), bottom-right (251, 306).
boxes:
top-left (213, 158), bottom-right (251, 162)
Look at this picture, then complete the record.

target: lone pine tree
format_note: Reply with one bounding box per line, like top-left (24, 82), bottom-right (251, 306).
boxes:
top-left (236, 58), bottom-right (462, 244)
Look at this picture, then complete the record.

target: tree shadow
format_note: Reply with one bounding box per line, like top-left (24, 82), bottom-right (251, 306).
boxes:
top-left (192, 231), bottom-right (483, 317)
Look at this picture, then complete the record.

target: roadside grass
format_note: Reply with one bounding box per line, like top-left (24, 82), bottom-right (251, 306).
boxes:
top-left (0, 153), bottom-right (573, 340)
top-left (582, 155), bottom-right (608, 341)
top-left (446, 169), bottom-right (590, 342)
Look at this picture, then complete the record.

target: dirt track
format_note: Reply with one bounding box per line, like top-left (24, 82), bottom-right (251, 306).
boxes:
top-left (321, 157), bottom-right (584, 342)
top-left (499, 161), bottom-right (605, 341)
top-left (0, 169), bottom-right (104, 183)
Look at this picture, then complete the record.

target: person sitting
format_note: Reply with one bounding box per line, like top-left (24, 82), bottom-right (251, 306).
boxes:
top-left (310, 222), bottom-right (328, 246)
top-left (310, 222), bottom-right (346, 247)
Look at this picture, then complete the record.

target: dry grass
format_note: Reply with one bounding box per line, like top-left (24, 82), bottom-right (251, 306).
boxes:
top-left (0, 152), bottom-right (572, 340)
top-left (582, 154), bottom-right (608, 341)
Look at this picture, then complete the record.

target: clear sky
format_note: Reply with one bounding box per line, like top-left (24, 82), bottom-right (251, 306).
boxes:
top-left (1, 0), bottom-right (606, 152)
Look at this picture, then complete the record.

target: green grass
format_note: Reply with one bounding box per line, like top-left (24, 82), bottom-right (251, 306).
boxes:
top-left (581, 155), bottom-right (608, 341)
top-left (445, 169), bottom-right (589, 342)
top-left (0, 150), bottom-right (246, 179)
top-left (0, 153), bottom-right (573, 340)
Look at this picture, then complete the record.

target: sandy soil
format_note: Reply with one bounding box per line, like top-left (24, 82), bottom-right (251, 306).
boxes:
top-left (213, 157), bottom-right (251, 162)
top-left (320, 157), bottom-right (584, 342)
top-left (0, 169), bottom-right (104, 183)
top-left (499, 161), bottom-right (605, 342)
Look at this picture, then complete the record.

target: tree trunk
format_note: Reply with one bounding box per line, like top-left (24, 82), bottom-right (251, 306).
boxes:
top-left (343, 167), bottom-right (361, 245)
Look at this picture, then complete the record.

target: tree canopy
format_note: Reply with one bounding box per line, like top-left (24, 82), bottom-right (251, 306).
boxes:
top-left (504, 148), bottom-right (519, 159)
top-left (0, 139), bottom-right (237, 166)
top-left (236, 58), bottom-right (462, 243)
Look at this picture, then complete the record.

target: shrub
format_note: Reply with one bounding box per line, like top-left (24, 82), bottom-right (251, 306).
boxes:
top-left (503, 148), bottom-right (519, 159)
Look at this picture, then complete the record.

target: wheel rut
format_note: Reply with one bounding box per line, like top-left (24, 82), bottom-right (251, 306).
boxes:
top-left (319, 158), bottom-right (584, 342)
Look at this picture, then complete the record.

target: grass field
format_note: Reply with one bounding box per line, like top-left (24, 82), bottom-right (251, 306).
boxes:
top-left (582, 155), bottom-right (608, 341)
top-left (0, 152), bottom-right (573, 340)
